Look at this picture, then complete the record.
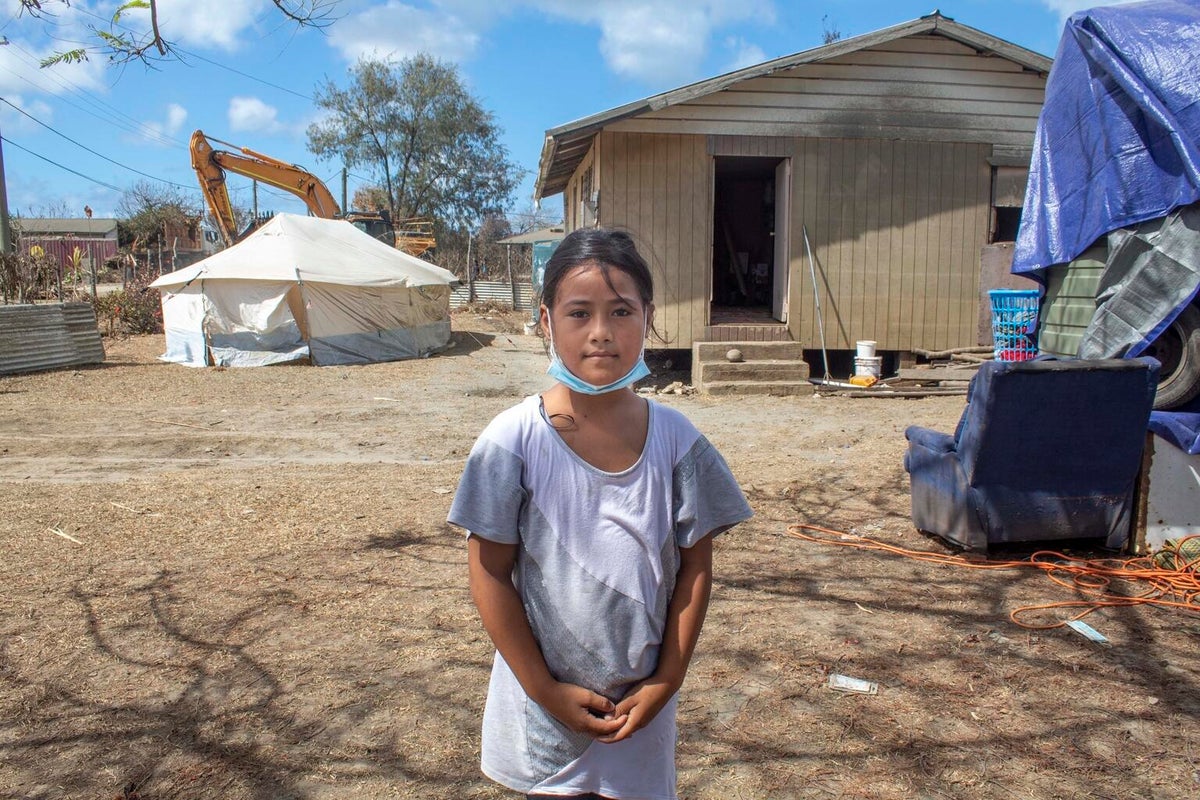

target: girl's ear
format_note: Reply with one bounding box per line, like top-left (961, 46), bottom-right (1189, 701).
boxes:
top-left (646, 303), bottom-right (656, 335)
top-left (539, 304), bottom-right (551, 337)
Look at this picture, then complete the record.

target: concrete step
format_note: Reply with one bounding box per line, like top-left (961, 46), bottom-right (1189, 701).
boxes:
top-left (694, 340), bottom-right (806, 362)
top-left (702, 380), bottom-right (814, 396)
top-left (695, 359), bottom-right (811, 383)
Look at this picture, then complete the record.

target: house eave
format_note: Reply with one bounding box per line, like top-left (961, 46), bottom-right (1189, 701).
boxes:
top-left (532, 12), bottom-right (1052, 200)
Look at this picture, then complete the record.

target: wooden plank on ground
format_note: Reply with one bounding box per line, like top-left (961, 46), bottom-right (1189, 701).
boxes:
top-left (897, 367), bottom-right (979, 381)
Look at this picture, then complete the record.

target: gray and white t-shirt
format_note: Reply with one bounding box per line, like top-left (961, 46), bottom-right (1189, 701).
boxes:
top-left (449, 395), bottom-right (752, 799)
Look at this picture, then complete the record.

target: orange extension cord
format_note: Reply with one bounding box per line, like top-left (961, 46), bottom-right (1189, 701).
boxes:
top-left (786, 523), bottom-right (1200, 630)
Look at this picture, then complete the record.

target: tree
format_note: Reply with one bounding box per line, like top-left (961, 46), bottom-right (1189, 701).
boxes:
top-left (821, 14), bottom-right (842, 45)
top-left (307, 55), bottom-right (523, 233)
top-left (24, 0), bottom-right (338, 67)
top-left (116, 180), bottom-right (201, 251)
top-left (507, 201), bottom-right (563, 235)
top-left (352, 185), bottom-right (390, 215)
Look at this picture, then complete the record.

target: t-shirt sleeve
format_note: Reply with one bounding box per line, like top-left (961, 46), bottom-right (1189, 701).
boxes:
top-left (447, 437), bottom-right (526, 544)
top-left (673, 435), bottom-right (753, 548)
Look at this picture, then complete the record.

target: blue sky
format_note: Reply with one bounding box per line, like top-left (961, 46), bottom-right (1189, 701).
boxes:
top-left (0, 0), bottom-right (1133, 224)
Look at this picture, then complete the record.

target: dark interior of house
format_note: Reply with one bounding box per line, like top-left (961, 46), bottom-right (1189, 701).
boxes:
top-left (712, 156), bottom-right (781, 310)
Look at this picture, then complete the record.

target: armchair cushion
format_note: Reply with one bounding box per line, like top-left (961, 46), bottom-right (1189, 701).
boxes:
top-left (903, 357), bottom-right (1159, 550)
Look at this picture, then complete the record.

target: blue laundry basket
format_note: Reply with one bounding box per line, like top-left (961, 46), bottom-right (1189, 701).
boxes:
top-left (988, 289), bottom-right (1040, 361)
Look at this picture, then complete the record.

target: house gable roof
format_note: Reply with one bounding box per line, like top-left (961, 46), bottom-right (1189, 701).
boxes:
top-left (535, 12), bottom-right (1053, 199)
top-left (17, 217), bottom-right (119, 237)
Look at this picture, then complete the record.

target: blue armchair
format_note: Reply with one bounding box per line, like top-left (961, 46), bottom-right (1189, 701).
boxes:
top-left (903, 357), bottom-right (1159, 550)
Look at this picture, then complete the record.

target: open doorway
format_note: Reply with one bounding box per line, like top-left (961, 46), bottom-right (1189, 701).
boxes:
top-left (711, 156), bottom-right (789, 324)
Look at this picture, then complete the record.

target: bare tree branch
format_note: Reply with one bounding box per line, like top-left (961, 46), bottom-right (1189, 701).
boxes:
top-left (30, 0), bottom-right (341, 67)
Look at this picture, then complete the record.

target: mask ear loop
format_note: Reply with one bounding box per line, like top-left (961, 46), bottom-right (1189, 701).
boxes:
top-left (544, 314), bottom-right (560, 362)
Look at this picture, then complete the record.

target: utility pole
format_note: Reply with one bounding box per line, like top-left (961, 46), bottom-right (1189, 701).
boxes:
top-left (0, 39), bottom-right (12, 255)
top-left (0, 120), bottom-right (12, 255)
top-left (342, 168), bottom-right (347, 213)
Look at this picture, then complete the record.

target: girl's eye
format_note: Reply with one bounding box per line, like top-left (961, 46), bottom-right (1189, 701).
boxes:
top-left (567, 310), bottom-right (588, 318)
top-left (613, 308), bottom-right (632, 317)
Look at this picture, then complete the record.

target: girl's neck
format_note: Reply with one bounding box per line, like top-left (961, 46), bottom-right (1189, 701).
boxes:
top-left (542, 384), bottom-right (649, 472)
top-left (544, 383), bottom-right (639, 414)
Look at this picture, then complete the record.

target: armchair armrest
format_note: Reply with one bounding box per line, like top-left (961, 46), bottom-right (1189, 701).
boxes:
top-left (904, 425), bottom-right (956, 454)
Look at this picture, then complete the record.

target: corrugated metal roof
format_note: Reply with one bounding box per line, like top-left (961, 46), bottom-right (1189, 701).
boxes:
top-left (16, 218), bottom-right (119, 237)
top-left (0, 303), bottom-right (106, 376)
top-left (497, 226), bottom-right (566, 246)
top-left (534, 12), bottom-right (1054, 198)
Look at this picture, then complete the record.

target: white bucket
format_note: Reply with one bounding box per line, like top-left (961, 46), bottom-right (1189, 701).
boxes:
top-left (856, 340), bottom-right (877, 358)
top-left (854, 356), bottom-right (882, 377)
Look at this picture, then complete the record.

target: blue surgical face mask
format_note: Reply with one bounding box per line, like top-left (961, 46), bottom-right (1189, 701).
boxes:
top-left (545, 317), bottom-right (651, 395)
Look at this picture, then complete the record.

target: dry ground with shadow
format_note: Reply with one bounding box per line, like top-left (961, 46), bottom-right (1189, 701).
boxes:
top-left (1, 308), bottom-right (1197, 799)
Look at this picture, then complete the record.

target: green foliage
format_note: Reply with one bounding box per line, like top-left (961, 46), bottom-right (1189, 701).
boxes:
top-left (39, 48), bottom-right (88, 67)
top-left (113, 0), bottom-right (151, 23)
top-left (307, 54), bottom-right (523, 231)
top-left (117, 180), bottom-right (201, 248)
top-left (91, 275), bottom-right (162, 336)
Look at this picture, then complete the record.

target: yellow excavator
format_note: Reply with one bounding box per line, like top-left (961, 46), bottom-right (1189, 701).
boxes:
top-left (189, 130), bottom-right (436, 257)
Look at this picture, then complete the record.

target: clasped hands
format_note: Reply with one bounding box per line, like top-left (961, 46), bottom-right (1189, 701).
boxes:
top-left (537, 674), bottom-right (680, 744)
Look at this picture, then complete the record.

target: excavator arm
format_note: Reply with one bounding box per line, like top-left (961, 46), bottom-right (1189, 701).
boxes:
top-left (190, 129), bottom-right (341, 245)
top-left (189, 129), bottom-right (436, 257)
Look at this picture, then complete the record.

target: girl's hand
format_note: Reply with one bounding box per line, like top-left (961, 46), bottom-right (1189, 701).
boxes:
top-left (538, 681), bottom-right (628, 738)
top-left (595, 674), bottom-right (679, 743)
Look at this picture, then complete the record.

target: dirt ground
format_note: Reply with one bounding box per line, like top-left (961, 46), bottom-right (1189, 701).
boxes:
top-left (1, 308), bottom-right (1197, 800)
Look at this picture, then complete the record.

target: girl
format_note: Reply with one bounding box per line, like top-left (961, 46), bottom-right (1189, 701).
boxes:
top-left (448, 228), bottom-right (752, 800)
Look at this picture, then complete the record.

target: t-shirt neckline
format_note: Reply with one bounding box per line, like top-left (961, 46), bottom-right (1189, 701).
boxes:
top-left (533, 394), bottom-right (654, 477)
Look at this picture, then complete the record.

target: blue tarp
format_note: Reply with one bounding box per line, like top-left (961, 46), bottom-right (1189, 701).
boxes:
top-left (1012, 0), bottom-right (1200, 274)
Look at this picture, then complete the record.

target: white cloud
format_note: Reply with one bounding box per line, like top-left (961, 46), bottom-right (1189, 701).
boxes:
top-left (328, 1), bottom-right (482, 63)
top-left (1039, 0), bottom-right (1141, 21)
top-left (0, 95), bottom-right (55, 133)
top-left (531, 0), bottom-right (776, 85)
top-left (138, 102), bottom-right (189, 144)
top-left (329, 1), bottom-right (775, 85)
top-left (0, 25), bottom-right (108, 98)
top-left (132, 0), bottom-right (261, 50)
top-left (723, 36), bottom-right (766, 74)
top-left (228, 96), bottom-right (286, 134)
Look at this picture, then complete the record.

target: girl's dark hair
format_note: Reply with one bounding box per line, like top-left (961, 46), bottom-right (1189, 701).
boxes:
top-left (540, 228), bottom-right (654, 312)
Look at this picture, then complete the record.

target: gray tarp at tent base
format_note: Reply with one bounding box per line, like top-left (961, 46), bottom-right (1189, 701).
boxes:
top-left (150, 213), bottom-right (459, 367)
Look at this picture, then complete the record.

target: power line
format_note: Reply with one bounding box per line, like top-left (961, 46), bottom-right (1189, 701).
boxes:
top-left (67, 4), bottom-right (315, 100)
top-left (2, 42), bottom-right (185, 148)
top-left (172, 45), bottom-right (314, 100)
top-left (0, 96), bottom-right (198, 190)
top-left (1, 136), bottom-right (123, 192)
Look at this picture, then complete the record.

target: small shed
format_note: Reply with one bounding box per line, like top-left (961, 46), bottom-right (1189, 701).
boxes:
top-left (534, 12), bottom-right (1051, 354)
top-left (16, 217), bottom-right (119, 275)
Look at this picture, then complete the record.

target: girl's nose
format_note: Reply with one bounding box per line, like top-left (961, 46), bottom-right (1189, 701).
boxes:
top-left (588, 317), bottom-right (613, 342)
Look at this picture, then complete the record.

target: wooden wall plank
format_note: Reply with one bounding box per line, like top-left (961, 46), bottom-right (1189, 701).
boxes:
top-left (596, 130), bottom-right (992, 353)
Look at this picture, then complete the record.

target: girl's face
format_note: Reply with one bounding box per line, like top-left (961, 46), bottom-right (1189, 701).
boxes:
top-left (541, 262), bottom-right (653, 389)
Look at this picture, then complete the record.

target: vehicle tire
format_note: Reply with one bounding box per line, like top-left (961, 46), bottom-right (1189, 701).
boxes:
top-left (1143, 302), bottom-right (1200, 410)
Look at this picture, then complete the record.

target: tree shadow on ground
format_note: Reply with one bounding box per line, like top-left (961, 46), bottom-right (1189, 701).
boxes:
top-left (0, 569), bottom-right (490, 800)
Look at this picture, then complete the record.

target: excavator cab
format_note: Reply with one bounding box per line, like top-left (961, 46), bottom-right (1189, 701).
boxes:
top-left (345, 212), bottom-right (394, 245)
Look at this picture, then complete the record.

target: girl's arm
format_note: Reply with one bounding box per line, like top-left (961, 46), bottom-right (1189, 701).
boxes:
top-left (599, 533), bottom-right (714, 744)
top-left (468, 534), bottom-right (627, 738)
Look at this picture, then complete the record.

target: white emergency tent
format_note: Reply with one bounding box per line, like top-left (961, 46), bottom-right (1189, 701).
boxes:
top-left (149, 213), bottom-right (458, 367)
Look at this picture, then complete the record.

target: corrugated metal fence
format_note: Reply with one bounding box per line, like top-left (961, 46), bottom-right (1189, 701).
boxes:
top-left (0, 303), bottom-right (105, 376)
top-left (450, 281), bottom-right (534, 310)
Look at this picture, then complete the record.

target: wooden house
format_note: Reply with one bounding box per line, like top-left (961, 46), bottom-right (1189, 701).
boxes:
top-left (534, 12), bottom-right (1051, 371)
top-left (16, 217), bottom-right (120, 274)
